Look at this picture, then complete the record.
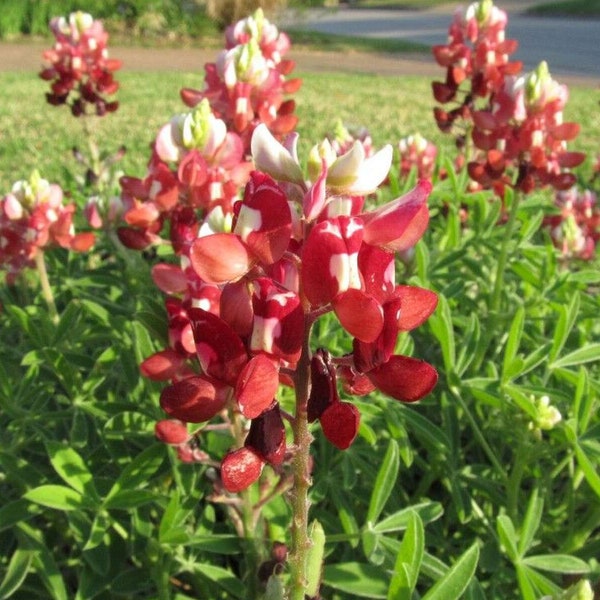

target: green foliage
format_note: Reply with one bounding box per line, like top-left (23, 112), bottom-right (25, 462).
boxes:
top-left (1, 36), bottom-right (600, 600)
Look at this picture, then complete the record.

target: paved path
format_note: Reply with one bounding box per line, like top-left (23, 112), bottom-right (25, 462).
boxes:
top-left (282, 3), bottom-right (600, 82)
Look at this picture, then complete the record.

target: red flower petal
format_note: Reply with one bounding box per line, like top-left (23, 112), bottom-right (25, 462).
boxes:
top-left (395, 285), bottom-right (438, 331)
top-left (368, 355), bottom-right (437, 402)
top-left (235, 354), bottom-right (280, 419)
top-left (221, 447), bottom-right (264, 493)
top-left (244, 402), bottom-right (286, 466)
top-left (190, 233), bottom-right (251, 285)
top-left (141, 349), bottom-right (186, 381)
top-left (333, 289), bottom-right (384, 343)
top-left (361, 180), bottom-right (431, 252)
top-left (151, 263), bottom-right (188, 294)
top-left (160, 375), bottom-right (229, 423)
top-left (234, 171), bottom-right (292, 265)
top-left (155, 420), bottom-right (189, 445)
top-left (320, 401), bottom-right (360, 450)
top-left (188, 308), bottom-right (248, 387)
top-left (307, 349), bottom-right (338, 423)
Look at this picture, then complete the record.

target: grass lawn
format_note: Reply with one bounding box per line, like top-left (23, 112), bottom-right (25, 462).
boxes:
top-left (1, 68), bottom-right (598, 193)
top-left (527, 0), bottom-right (600, 16)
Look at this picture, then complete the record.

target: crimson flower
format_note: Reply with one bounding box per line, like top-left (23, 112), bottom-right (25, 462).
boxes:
top-left (143, 124), bottom-right (438, 493)
top-left (39, 11), bottom-right (121, 117)
top-left (0, 171), bottom-right (95, 283)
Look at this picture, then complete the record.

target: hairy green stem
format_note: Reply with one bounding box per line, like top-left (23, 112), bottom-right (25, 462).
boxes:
top-left (288, 317), bottom-right (314, 600)
top-left (34, 251), bottom-right (59, 324)
top-left (491, 190), bottom-right (522, 314)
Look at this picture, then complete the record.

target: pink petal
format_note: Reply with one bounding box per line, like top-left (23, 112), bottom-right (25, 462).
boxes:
top-left (190, 233), bottom-right (251, 285)
top-left (235, 354), bottom-right (280, 419)
top-left (160, 375), bottom-right (229, 423)
top-left (368, 355), bottom-right (437, 402)
top-left (320, 401), bottom-right (360, 450)
top-left (221, 447), bottom-right (264, 493)
top-left (333, 289), bottom-right (384, 343)
top-left (151, 263), bottom-right (188, 294)
top-left (361, 180), bottom-right (431, 252)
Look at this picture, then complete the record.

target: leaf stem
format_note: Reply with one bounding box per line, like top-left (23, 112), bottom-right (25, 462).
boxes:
top-left (491, 190), bottom-right (522, 314)
top-left (288, 316), bottom-right (314, 600)
top-left (34, 251), bottom-right (59, 325)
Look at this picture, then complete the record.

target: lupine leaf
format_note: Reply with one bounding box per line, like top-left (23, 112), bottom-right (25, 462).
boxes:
top-left (366, 439), bottom-right (400, 525)
top-left (45, 441), bottom-right (99, 502)
top-left (373, 501), bottom-right (443, 533)
top-left (550, 343), bottom-right (600, 370)
top-left (23, 484), bottom-right (88, 511)
top-left (522, 554), bottom-right (590, 574)
top-left (518, 488), bottom-right (543, 556)
top-left (323, 562), bottom-right (388, 598)
top-left (193, 564), bottom-right (245, 598)
top-left (421, 543), bottom-right (479, 600)
top-left (0, 548), bottom-right (34, 598)
top-left (387, 511), bottom-right (424, 600)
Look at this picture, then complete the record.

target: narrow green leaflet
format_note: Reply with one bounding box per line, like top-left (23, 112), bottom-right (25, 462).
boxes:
top-left (550, 343), bottom-right (600, 370)
top-left (373, 501), bottom-right (443, 534)
top-left (502, 305), bottom-right (524, 383)
top-left (421, 543), bottom-right (479, 600)
top-left (518, 488), bottom-right (543, 556)
top-left (23, 484), bottom-right (89, 511)
top-left (192, 564), bottom-right (245, 599)
top-left (496, 515), bottom-right (519, 561)
top-left (104, 444), bottom-right (165, 503)
top-left (574, 443), bottom-right (600, 498)
top-left (323, 562), bottom-right (388, 598)
top-left (549, 293), bottom-right (579, 363)
top-left (0, 548), bottom-right (34, 598)
top-left (387, 511), bottom-right (424, 600)
top-left (522, 554), bottom-right (590, 574)
top-left (366, 439), bottom-right (400, 525)
top-left (45, 441), bottom-right (99, 502)
top-left (0, 499), bottom-right (40, 532)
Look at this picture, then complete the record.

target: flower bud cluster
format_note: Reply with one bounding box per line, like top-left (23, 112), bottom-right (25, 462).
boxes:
top-left (433, 2), bottom-right (585, 197)
top-left (398, 133), bottom-right (438, 181)
top-left (0, 171), bottom-right (94, 282)
top-left (141, 124), bottom-right (438, 493)
top-left (432, 0), bottom-right (521, 137)
top-left (39, 11), bottom-right (121, 117)
top-left (180, 8), bottom-right (301, 154)
top-left (544, 186), bottom-right (600, 260)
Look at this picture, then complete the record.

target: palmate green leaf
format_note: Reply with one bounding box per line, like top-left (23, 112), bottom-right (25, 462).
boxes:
top-left (23, 484), bottom-right (90, 511)
top-left (323, 562), bottom-right (388, 598)
top-left (574, 368), bottom-right (593, 434)
top-left (387, 511), bottom-right (424, 600)
top-left (45, 441), bottom-right (100, 503)
top-left (550, 343), bottom-right (600, 370)
top-left (0, 547), bottom-right (34, 598)
top-left (421, 543), bottom-right (479, 600)
top-left (518, 564), bottom-right (562, 597)
top-left (192, 564), bottom-right (246, 599)
top-left (522, 554), bottom-right (590, 574)
top-left (103, 489), bottom-right (160, 510)
top-left (366, 439), bottom-right (400, 525)
top-left (396, 405), bottom-right (450, 455)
